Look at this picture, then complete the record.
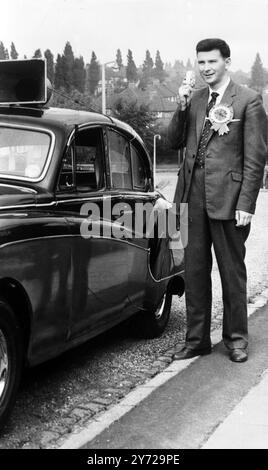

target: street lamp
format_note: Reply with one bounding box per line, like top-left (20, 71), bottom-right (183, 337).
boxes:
top-left (101, 61), bottom-right (117, 114)
top-left (153, 134), bottom-right (161, 189)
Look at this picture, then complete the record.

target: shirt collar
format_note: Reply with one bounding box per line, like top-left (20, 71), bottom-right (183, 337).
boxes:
top-left (209, 76), bottom-right (231, 102)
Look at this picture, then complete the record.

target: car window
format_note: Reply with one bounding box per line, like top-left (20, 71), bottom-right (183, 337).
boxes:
top-left (0, 126), bottom-right (51, 180)
top-left (131, 144), bottom-right (147, 190)
top-left (58, 127), bottom-right (104, 192)
top-left (75, 127), bottom-right (104, 191)
top-left (108, 129), bottom-right (132, 190)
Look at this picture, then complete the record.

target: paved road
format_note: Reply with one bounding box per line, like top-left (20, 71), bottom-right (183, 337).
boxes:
top-left (82, 302), bottom-right (268, 449)
top-left (0, 176), bottom-right (267, 448)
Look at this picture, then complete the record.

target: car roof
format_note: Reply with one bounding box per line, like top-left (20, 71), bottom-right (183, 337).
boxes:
top-left (41, 106), bottom-right (112, 127)
top-left (0, 105), bottom-right (143, 144)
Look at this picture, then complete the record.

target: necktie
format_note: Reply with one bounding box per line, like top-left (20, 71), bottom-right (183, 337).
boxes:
top-left (195, 91), bottom-right (219, 168)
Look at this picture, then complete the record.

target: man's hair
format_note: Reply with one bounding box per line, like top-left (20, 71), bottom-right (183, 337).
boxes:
top-left (196, 38), bottom-right (231, 59)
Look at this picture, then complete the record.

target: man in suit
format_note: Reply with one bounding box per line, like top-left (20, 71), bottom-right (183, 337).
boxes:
top-left (168, 38), bottom-right (267, 362)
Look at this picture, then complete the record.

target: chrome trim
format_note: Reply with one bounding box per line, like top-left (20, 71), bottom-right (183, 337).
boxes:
top-left (0, 213), bottom-right (28, 217)
top-left (0, 233), bottom-right (150, 251)
top-left (0, 234), bottom-right (73, 249)
top-left (66, 124), bottom-right (104, 147)
top-left (66, 128), bottom-right (75, 147)
top-left (0, 328), bottom-right (9, 401)
top-left (0, 201), bottom-right (57, 211)
top-left (58, 195), bottom-right (118, 203)
top-left (0, 194), bottom-right (126, 211)
top-left (118, 194), bottom-right (156, 201)
top-left (82, 235), bottom-right (149, 251)
top-left (154, 294), bottom-right (166, 320)
top-left (147, 249), bottom-right (184, 283)
top-left (0, 183), bottom-right (37, 194)
top-left (0, 122), bottom-right (56, 183)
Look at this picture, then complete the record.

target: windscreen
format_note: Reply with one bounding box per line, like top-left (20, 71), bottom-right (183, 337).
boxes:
top-left (0, 126), bottom-right (51, 179)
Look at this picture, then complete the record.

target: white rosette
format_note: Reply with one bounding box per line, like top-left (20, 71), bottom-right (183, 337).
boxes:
top-left (208, 104), bottom-right (234, 136)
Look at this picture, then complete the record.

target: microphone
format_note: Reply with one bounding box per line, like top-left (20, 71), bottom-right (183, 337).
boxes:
top-left (183, 71), bottom-right (196, 100)
top-left (184, 70), bottom-right (196, 88)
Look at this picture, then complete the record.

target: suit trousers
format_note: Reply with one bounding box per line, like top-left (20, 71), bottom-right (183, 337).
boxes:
top-left (184, 165), bottom-right (250, 351)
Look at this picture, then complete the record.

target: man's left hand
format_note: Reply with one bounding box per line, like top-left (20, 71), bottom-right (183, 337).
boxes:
top-left (235, 210), bottom-right (253, 226)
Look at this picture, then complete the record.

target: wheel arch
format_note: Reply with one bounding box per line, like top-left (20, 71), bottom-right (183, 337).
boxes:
top-left (0, 278), bottom-right (32, 364)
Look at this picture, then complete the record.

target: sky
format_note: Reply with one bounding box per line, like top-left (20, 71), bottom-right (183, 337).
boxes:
top-left (2, 0), bottom-right (268, 72)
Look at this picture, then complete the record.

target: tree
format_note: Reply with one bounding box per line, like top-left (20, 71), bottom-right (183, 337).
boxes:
top-left (62, 41), bottom-right (75, 91)
top-left (153, 50), bottom-right (167, 83)
top-left (10, 42), bottom-right (18, 59)
top-left (116, 49), bottom-right (123, 69)
top-left (73, 56), bottom-right (86, 93)
top-left (44, 49), bottom-right (54, 84)
top-left (142, 50), bottom-right (154, 73)
top-left (140, 50), bottom-right (154, 88)
top-left (33, 49), bottom-right (42, 58)
top-left (250, 53), bottom-right (265, 93)
top-left (186, 58), bottom-right (193, 70)
top-left (230, 70), bottom-right (250, 86)
top-left (88, 51), bottom-right (100, 95)
top-left (0, 41), bottom-right (6, 60)
top-left (50, 86), bottom-right (93, 111)
top-left (54, 54), bottom-right (65, 89)
top-left (155, 50), bottom-right (163, 72)
top-left (111, 98), bottom-right (156, 152)
top-left (173, 59), bottom-right (186, 84)
top-left (126, 49), bottom-right (138, 83)
top-left (0, 41), bottom-right (10, 60)
top-left (263, 68), bottom-right (268, 86)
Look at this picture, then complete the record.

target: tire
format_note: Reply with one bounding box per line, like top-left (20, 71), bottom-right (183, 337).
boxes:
top-left (0, 298), bottom-right (23, 430)
top-left (132, 290), bottom-right (172, 339)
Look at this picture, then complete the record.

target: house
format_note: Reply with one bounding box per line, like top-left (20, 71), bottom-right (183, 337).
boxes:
top-left (96, 79), bottom-right (180, 125)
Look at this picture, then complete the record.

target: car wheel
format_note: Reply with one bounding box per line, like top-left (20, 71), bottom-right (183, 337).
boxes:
top-left (0, 298), bottom-right (23, 430)
top-left (132, 290), bottom-right (172, 339)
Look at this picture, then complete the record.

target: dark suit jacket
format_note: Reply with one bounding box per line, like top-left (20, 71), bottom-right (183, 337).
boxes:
top-left (168, 80), bottom-right (268, 219)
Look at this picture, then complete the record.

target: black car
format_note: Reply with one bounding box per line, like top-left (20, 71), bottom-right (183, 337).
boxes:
top-left (0, 61), bottom-right (184, 428)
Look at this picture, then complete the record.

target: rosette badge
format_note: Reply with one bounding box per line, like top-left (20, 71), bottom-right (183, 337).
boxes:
top-left (209, 104), bottom-right (234, 136)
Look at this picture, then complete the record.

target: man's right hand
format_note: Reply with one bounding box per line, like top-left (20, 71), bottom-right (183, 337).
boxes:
top-left (178, 84), bottom-right (194, 110)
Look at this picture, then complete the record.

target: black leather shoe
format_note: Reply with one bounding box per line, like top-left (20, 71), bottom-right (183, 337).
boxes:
top-left (173, 346), bottom-right (211, 360)
top-left (229, 348), bottom-right (248, 363)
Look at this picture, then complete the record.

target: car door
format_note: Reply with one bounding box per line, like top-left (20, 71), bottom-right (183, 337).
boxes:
top-left (55, 125), bottom-right (129, 339)
top-left (106, 127), bottom-right (155, 310)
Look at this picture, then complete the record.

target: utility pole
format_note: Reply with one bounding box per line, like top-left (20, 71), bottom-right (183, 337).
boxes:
top-left (153, 134), bottom-right (161, 189)
top-left (101, 61), bottom-right (117, 114)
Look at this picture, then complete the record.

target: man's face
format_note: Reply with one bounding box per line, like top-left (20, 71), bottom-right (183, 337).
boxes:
top-left (197, 49), bottom-right (231, 87)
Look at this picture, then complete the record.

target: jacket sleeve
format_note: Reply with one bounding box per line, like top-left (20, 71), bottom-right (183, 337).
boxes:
top-left (167, 101), bottom-right (189, 150)
top-left (236, 94), bottom-right (268, 214)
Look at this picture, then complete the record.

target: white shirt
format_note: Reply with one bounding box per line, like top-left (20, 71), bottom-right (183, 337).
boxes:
top-left (208, 76), bottom-right (230, 104)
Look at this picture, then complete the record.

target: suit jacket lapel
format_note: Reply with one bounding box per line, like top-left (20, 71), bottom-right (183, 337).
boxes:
top-left (195, 87), bottom-right (209, 145)
top-left (220, 78), bottom-right (236, 106)
top-left (206, 79), bottom-right (237, 146)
